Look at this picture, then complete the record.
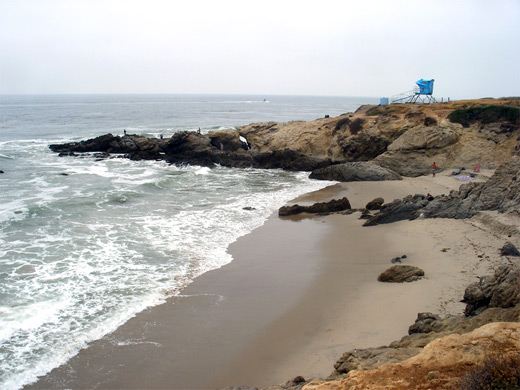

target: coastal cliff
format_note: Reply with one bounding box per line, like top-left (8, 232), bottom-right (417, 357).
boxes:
top-left (50, 98), bottom-right (519, 177)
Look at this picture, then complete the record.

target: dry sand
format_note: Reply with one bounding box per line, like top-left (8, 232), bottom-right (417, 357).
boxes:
top-left (26, 169), bottom-right (517, 389)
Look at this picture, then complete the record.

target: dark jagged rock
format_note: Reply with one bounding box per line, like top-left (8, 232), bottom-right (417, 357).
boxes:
top-left (422, 159), bottom-right (520, 219)
top-left (337, 132), bottom-right (391, 162)
top-left (463, 265), bottom-right (520, 316)
top-left (359, 209), bottom-right (372, 220)
top-left (252, 149), bottom-right (331, 171)
top-left (278, 197), bottom-right (351, 217)
top-left (309, 162), bottom-right (401, 182)
top-left (49, 133), bottom-right (117, 153)
top-left (365, 197), bottom-right (384, 210)
top-left (377, 265), bottom-right (424, 283)
top-left (501, 242), bottom-right (520, 257)
top-left (408, 312), bottom-right (442, 334)
top-left (363, 195), bottom-right (429, 226)
top-left (49, 132), bottom-right (332, 172)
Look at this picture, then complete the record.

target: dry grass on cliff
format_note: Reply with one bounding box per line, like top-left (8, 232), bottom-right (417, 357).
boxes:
top-left (460, 354), bottom-right (520, 390)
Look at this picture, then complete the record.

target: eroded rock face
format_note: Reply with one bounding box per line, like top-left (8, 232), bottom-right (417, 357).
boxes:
top-left (463, 265), bottom-right (520, 316)
top-left (377, 265), bottom-right (424, 283)
top-left (309, 162), bottom-right (401, 182)
top-left (386, 126), bottom-right (461, 152)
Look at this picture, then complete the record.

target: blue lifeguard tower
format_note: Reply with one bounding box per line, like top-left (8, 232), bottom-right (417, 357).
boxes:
top-left (391, 79), bottom-right (437, 104)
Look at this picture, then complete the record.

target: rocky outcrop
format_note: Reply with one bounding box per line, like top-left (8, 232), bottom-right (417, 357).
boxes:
top-left (462, 265), bottom-right (520, 316)
top-left (377, 265), bottom-right (424, 283)
top-left (363, 159), bottom-right (520, 226)
top-left (237, 99), bottom-right (519, 176)
top-left (422, 158), bottom-right (520, 218)
top-left (50, 99), bottom-right (519, 175)
top-left (49, 132), bottom-right (332, 171)
top-left (363, 194), bottom-right (429, 226)
top-left (278, 198), bottom-right (351, 217)
top-left (309, 162), bottom-right (401, 182)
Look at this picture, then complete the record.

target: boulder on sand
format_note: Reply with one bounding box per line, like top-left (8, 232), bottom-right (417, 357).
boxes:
top-left (463, 265), bottom-right (520, 316)
top-left (501, 242), bottom-right (520, 257)
top-left (377, 265), bottom-right (425, 283)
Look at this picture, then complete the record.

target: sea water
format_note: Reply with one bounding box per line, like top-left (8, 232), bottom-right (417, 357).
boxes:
top-left (0, 94), bottom-right (378, 390)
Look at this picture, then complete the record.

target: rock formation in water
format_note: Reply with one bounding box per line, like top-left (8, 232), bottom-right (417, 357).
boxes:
top-left (50, 98), bottom-right (519, 176)
top-left (50, 130), bottom-right (332, 171)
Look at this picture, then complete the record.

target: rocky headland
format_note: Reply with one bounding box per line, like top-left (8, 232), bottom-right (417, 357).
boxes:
top-left (47, 98), bottom-right (520, 389)
top-left (50, 98), bottom-right (519, 177)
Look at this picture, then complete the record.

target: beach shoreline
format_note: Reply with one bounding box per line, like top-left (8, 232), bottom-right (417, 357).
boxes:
top-left (25, 169), bottom-right (512, 390)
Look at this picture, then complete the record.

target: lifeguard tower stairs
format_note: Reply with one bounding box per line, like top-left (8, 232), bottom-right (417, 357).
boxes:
top-left (391, 79), bottom-right (436, 104)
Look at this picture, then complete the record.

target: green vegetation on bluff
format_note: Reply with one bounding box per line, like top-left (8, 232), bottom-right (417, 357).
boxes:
top-left (448, 105), bottom-right (520, 128)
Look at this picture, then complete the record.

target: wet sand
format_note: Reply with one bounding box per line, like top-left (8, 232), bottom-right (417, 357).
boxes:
top-left (26, 170), bottom-right (508, 389)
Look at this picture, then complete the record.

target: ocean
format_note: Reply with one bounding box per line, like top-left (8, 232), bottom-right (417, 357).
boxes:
top-left (0, 94), bottom-right (378, 390)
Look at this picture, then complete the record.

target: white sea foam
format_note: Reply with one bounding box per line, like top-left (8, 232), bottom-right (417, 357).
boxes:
top-left (194, 166), bottom-right (211, 175)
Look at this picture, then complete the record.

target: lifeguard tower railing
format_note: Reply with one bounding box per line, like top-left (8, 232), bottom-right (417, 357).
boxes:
top-left (391, 79), bottom-right (436, 104)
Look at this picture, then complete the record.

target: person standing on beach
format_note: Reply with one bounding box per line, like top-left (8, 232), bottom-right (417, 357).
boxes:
top-left (432, 161), bottom-right (437, 177)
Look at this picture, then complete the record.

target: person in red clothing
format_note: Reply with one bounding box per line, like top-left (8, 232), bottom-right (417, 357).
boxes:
top-left (432, 161), bottom-right (437, 177)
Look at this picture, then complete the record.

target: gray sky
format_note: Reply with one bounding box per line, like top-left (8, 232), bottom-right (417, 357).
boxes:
top-left (1, 0), bottom-right (519, 99)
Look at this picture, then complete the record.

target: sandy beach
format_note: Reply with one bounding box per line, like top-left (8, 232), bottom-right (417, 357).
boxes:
top-left (26, 169), bottom-right (514, 389)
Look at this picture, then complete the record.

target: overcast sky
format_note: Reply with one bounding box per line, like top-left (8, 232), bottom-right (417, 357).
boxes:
top-left (0, 0), bottom-right (518, 99)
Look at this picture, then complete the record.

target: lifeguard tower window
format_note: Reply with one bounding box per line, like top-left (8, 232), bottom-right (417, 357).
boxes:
top-left (416, 79), bottom-right (434, 95)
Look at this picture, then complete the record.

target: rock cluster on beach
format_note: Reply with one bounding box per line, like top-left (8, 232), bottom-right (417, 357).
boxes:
top-left (362, 158), bottom-right (520, 226)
